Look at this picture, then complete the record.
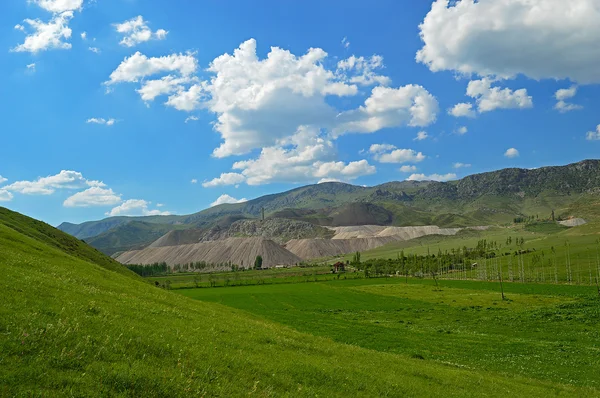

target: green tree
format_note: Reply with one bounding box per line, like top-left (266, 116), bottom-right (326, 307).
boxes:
top-left (254, 255), bottom-right (263, 270)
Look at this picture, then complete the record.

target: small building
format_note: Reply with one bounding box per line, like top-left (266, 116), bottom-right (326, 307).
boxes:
top-left (332, 262), bottom-right (346, 273)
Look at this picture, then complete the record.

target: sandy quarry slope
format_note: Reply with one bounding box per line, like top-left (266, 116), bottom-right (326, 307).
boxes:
top-left (558, 218), bottom-right (587, 227)
top-left (287, 225), bottom-right (488, 260)
top-left (328, 225), bottom-right (464, 240)
top-left (117, 237), bottom-right (302, 268)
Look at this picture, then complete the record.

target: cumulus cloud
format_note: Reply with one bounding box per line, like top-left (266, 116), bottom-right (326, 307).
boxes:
top-left (80, 31), bottom-right (86, 39)
top-left (554, 86), bottom-right (582, 113)
top-left (184, 116), bottom-right (199, 123)
top-left (407, 173), bottom-right (457, 182)
top-left (32, 0), bottom-right (83, 13)
top-left (12, 11), bottom-right (74, 53)
top-left (0, 189), bottom-right (13, 202)
top-left (114, 16), bottom-right (168, 47)
top-left (333, 85), bottom-right (439, 136)
top-left (504, 148), bottom-right (520, 158)
top-left (417, 0), bottom-right (600, 84)
top-left (337, 55), bottom-right (391, 86)
top-left (453, 162), bottom-right (471, 169)
top-left (88, 46), bottom-right (100, 54)
top-left (399, 165), bottom-right (418, 173)
top-left (3, 170), bottom-right (103, 195)
top-left (227, 129), bottom-right (375, 186)
top-left (106, 51), bottom-right (198, 85)
top-left (210, 194), bottom-right (248, 207)
top-left (190, 179), bottom-right (198, 184)
top-left (466, 78), bottom-right (532, 113)
top-left (202, 172), bottom-right (245, 188)
top-left (586, 125), bottom-right (600, 141)
top-left (369, 144), bottom-right (425, 164)
top-left (86, 118), bottom-right (116, 126)
top-left (0, 176), bottom-right (7, 185)
top-left (449, 102), bottom-right (476, 118)
top-left (107, 199), bottom-right (171, 216)
top-left (414, 131), bottom-right (428, 141)
top-left (63, 187), bottom-right (122, 207)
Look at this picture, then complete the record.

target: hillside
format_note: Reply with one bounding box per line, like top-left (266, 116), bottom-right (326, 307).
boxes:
top-left (58, 159), bottom-right (600, 255)
top-left (3, 210), bottom-right (583, 396)
top-left (0, 207), bottom-right (138, 278)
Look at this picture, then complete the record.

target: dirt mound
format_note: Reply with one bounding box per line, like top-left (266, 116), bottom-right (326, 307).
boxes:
top-left (287, 225), bottom-right (476, 259)
top-left (149, 229), bottom-right (205, 248)
top-left (286, 236), bottom-right (400, 259)
top-left (328, 225), bottom-right (463, 240)
top-left (117, 237), bottom-right (302, 268)
top-left (558, 218), bottom-right (587, 227)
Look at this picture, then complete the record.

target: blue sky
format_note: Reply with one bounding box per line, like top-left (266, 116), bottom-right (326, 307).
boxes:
top-left (1, 0), bottom-right (599, 226)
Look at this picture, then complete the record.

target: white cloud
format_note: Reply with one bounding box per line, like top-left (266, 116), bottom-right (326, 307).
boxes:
top-left (107, 39), bottom-right (437, 165)
top-left (456, 126), bottom-right (468, 135)
top-left (202, 173), bottom-right (245, 188)
top-left (32, 0), bottom-right (83, 13)
top-left (136, 75), bottom-right (196, 102)
top-left (80, 31), bottom-right (86, 40)
top-left (63, 187), bottom-right (122, 208)
top-left (453, 162), bottom-right (471, 169)
top-left (554, 86), bottom-right (582, 113)
top-left (15, 24), bottom-right (25, 32)
top-left (417, 0), bottom-right (600, 84)
top-left (337, 55), bottom-right (391, 86)
top-left (0, 176), bottom-right (7, 185)
top-left (0, 189), bottom-right (13, 202)
top-left (399, 165), bottom-right (417, 173)
top-left (586, 125), bottom-right (600, 141)
top-left (449, 102), bottom-right (476, 118)
top-left (407, 173), bottom-right (457, 182)
top-left (114, 16), bottom-right (168, 47)
top-left (210, 194), bottom-right (248, 207)
top-left (333, 85), bottom-right (439, 136)
top-left (466, 78), bottom-right (532, 113)
top-left (201, 39), bottom-right (358, 157)
top-left (554, 101), bottom-right (583, 113)
top-left (156, 203), bottom-right (165, 207)
top-left (369, 144), bottom-right (425, 164)
top-left (88, 46), bottom-right (100, 54)
top-left (184, 115), bottom-right (199, 123)
top-left (106, 51), bottom-right (198, 85)
top-left (86, 118), bottom-right (116, 126)
top-left (217, 127), bottom-right (376, 186)
top-left (27, 63), bottom-right (36, 70)
top-left (107, 199), bottom-right (171, 217)
top-left (191, 179), bottom-right (198, 184)
top-left (12, 11), bottom-right (74, 53)
top-left (341, 37), bottom-right (350, 49)
top-left (504, 148), bottom-right (520, 158)
top-left (3, 170), bottom-right (102, 195)
top-left (555, 86), bottom-right (577, 101)
top-left (414, 131), bottom-right (428, 141)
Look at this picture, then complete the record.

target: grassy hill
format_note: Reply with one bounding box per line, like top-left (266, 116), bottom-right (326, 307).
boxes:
top-left (58, 159), bottom-right (600, 255)
top-left (4, 211), bottom-right (594, 395)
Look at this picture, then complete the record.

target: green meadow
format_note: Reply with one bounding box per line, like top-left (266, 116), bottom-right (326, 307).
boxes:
top-left (2, 206), bottom-right (600, 396)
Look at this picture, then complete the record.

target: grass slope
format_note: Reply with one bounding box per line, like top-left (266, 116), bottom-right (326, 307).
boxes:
top-left (0, 207), bottom-right (137, 278)
top-left (0, 212), bottom-right (593, 396)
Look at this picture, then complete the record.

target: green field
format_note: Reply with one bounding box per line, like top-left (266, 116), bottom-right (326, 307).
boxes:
top-left (181, 278), bottom-right (600, 391)
top-left (2, 206), bottom-right (600, 396)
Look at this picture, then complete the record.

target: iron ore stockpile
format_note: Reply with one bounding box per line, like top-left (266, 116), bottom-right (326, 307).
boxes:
top-left (116, 237), bottom-right (302, 268)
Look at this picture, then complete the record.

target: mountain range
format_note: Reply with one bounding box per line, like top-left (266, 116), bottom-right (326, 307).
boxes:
top-left (58, 159), bottom-right (600, 256)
